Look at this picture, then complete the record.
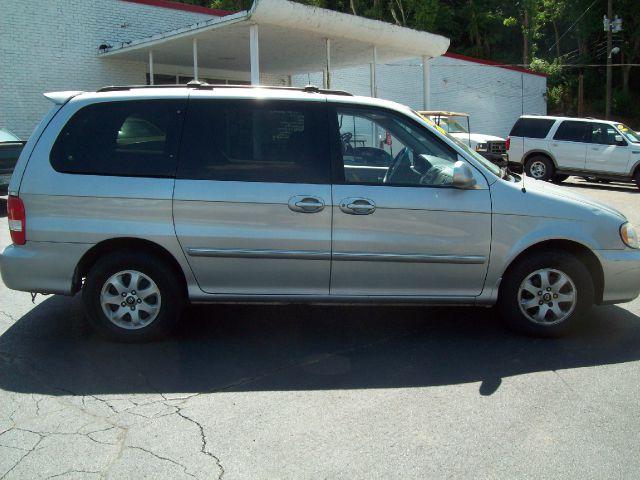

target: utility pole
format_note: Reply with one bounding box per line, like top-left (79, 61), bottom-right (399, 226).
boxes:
top-left (605, 0), bottom-right (613, 119)
top-left (604, 8), bottom-right (623, 119)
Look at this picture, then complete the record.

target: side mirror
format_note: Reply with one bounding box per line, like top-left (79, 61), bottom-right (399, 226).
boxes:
top-left (452, 160), bottom-right (477, 189)
top-left (615, 134), bottom-right (627, 146)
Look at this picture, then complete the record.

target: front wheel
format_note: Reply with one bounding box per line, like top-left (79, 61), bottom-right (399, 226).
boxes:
top-left (83, 251), bottom-right (184, 342)
top-left (635, 170), bottom-right (640, 190)
top-left (525, 156), bottom-right (554, 181)
top-left (497, 251), bottom-right (594, 337)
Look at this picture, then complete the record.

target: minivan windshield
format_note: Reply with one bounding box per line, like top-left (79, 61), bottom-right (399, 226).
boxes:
top-left (410, 110), bottom-right (501, 177)
top-left (616, 124), bottom-right (640, 143)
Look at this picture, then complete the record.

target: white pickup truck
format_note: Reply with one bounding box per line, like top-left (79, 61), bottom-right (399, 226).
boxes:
top-left (418, 111), bottom-right (508, 167)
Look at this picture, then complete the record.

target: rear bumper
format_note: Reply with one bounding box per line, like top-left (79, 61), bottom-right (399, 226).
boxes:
top-left (0, 241), bottom-right (92, 295)
top-left (598, 248), bottom-right (640, 304)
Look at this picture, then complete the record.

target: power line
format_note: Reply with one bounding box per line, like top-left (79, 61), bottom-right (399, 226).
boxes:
top-left (546, 0), bottom-right (599, 53)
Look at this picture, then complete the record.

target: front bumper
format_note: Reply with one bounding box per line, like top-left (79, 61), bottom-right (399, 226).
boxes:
top-left (0, 241), bottom-right (92, 295)
top-left (598, 248), bottom-right (640, 304)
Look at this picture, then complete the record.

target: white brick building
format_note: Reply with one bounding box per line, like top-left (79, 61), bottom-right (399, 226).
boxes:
top-left (1, 0), bottom-right (545, 139)
top-left (292, 54), bottom-right (547, 138)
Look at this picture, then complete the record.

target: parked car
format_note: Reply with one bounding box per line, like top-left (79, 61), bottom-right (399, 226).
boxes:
top-left (507, 115), bottom-right (640, 188)
top-left (0, 129), bottom-right (26, 193)
top-left (418, 111), bottom-right (508, 167)
top-left (1, 85), bottom-right (639, 342)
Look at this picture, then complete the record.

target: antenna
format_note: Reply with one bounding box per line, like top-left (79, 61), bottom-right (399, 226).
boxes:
top-left (520, 73), bottom-right (526, 193)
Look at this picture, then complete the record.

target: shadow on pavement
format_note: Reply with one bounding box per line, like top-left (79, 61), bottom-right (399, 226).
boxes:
top-left (566, 179), bottom-right (638, 194)
top-left (1, 295), bottom-right (639, 396)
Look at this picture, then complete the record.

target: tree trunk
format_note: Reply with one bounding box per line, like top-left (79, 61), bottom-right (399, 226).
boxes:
top-left (350, 0), bottom-right (357, 15)
top-left (577, 35), bottom-right (585, 116)
top-left (552, 20), bottom-right (561, 58)
top-left (578, 74), bottom-right (584, 117)
top-left (523, 9), bottom-right (529, 66)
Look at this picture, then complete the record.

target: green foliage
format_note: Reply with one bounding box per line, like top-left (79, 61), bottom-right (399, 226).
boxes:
top-left (503, 17), bottom-right (518, 28)
top-left (171, 0), bottom-right (639, 123)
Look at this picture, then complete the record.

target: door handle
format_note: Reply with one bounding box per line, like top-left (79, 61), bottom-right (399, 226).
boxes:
top-left (288, 195), bottom-right (325, 213)
top-left (339, 197), bottom-right (376, 215)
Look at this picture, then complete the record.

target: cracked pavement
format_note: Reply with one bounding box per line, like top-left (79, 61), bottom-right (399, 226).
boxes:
top-left (1, 180), bottom-right (640, 479)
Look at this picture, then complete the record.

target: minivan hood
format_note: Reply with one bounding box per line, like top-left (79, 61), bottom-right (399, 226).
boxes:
top-left (525, 179), bottom-right (626, 220)
top-left (493, 176), bottom-right (627, 224)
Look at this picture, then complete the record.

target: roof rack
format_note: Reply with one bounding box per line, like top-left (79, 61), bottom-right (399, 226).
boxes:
top-left (97, 83), bottom-right (353, 96)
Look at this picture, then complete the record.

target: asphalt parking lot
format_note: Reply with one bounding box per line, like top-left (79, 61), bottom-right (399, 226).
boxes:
top-left (1, 177), bottom-right (639, 479)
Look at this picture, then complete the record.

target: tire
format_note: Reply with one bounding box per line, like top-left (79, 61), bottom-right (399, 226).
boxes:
top-left (635, 170), bottom-right (640, 190)
top-left (551, 174), bottom-right (569, 183)
top-left (497, 251), bottom-right (594, 337)
top-left (525, 156), bottom-right (554, 181)
top-left (82, 251), bottom-right (184, 342)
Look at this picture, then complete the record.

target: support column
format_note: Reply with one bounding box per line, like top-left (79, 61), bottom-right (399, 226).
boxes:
top-left (250, 24), bottom-right (260, 85)
top-left (369, 46), bottom-right (377, 97)
top-left (148, 50), bottom-right (154, 85)
top-left (192, 38), bottom-right (199, 81)
top-left (422, 55), bottom-right (430, 110)
top-left (325, 38), bottom-right (331, 89)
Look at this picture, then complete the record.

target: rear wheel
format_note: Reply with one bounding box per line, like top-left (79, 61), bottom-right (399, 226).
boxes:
top-left (83, 251), bottom-right (184, 342)
top-left (497, 251), bottom-right (594, 337)
top-left (525, 156), bottom-right (554, 181)
top-left (635, 170), bottom-right (640, 190)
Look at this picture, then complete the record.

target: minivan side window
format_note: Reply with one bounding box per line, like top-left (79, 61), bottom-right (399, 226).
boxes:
top-left (50, 100), bottom-right (183, 177)
top-left (178, 100), bottom-right (330, 184)
top-left (553, 121), bottom-right (588, 142)
top-left (509, 118), bottom-right (555, 138)
top-left (333, 105), bottom-right (458, 186)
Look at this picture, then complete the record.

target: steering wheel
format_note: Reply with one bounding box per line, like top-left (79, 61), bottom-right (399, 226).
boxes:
top-left (383, 147), bottom-right (410, 183)
top-left (340, 131), bottom-right (353, 154)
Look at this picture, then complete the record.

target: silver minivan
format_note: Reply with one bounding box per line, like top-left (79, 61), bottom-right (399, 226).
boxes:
top-left (2, 85), bottom-right (640, 341)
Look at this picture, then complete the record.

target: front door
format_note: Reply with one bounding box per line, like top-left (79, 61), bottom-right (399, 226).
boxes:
top-left (173, 97), bottom-right (332, 295)
top-left (585, 122), bottom-right (631, 174)
top-left (329, 104), bottom-right (491, 297)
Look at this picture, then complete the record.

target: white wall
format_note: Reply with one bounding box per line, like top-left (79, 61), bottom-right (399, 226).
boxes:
top-left (429, 55), bottom-right (547, 138)
top-left (0, 0), bottom-right (287, 139)
top-left (0, 0), bottom-right (218, 137)
top-left (292, 56), bottom-right (547, 139)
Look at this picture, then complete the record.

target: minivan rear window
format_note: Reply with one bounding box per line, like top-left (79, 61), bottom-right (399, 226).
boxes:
top-left (178, 100), bottom-right (330, 184)
top-left (50, 100), bottom-right (184, 177)
top-left (509, 118), bottom-right (555, 138)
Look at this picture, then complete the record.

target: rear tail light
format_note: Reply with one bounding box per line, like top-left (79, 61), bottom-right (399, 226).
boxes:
top-left (7, 195), bottom-right (26, 245)
top-left (506, 136), bottom-right (511, 151)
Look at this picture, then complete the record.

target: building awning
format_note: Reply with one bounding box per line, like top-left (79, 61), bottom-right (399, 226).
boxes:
top-left (101, 0), bottom-right (450, 76)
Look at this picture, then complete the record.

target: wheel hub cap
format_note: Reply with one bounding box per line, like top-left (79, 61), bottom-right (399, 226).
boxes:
top-left (517, 268), bottom-right (577, 325)
top-left (100, 270), bottom-right (161, 330)
top-left (530, 161), bottom-right (546, 178)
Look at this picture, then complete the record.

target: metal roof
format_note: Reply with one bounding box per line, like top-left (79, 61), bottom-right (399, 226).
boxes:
top-left (101, 0), bottom-right (450, 74)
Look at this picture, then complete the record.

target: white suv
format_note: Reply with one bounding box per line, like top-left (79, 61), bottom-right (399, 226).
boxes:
top-left (507, 115), bottom-right (640, 188)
